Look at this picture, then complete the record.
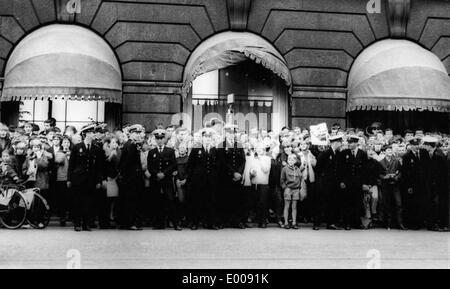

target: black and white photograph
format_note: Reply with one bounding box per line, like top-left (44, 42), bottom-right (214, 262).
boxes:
top-left (0, 0), bottom-right (449, 274)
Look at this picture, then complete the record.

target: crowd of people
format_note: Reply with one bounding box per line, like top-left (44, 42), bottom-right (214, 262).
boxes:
top-left (0, 117), bottom-right (449, 232)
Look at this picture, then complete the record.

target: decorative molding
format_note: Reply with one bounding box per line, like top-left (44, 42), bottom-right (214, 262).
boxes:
top-left (227, 0), bottom-right (252, 31)
top-left (386, 0), bottom-right (411, 38)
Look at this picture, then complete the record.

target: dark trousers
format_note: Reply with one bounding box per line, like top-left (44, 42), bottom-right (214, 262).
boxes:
top-left (381, 183), bottom-right (403, 227)
top-left (71, 185), bottom-right (93, 228)
top-left (153, 186), bottom-right (178, 227)
top-left (55, 181), bottom-right (70, 221)
top-left (404, 190), bottom-right (426, 229)
top-left (220, 181), bottom-right (245, 225)
top-left (270, 185), bottom-right (283, 222)
top-left (255, 184), bottom-right (270, 224)
top-left (119, 178), bottom-right (143, 228)
top-left (188, 183), bottom-right (217, 226)
top-left (299, 180), bottom-right (314, 222)
top-left (342, 185), bottom-right (362, 228)
top-left (313, 180), bottom-right (340, 226)
top-left (92, 187), bottom-right (109, 227)
top-left (438, 189), bottom-right (449, 228)
top-left (243, 185), bottom-right (257, 222)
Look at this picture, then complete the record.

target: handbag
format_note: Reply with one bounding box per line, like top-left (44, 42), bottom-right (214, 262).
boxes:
top-left (106, 177), bottom-right (119, 197)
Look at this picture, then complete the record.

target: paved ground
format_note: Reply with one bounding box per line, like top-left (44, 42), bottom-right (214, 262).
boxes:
top-left (0, 225), bottom-right (448, 269)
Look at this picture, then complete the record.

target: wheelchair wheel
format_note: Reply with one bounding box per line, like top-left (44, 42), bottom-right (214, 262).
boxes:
top-left (26, 191), bottom-right (51, 229)
top-left (0, 189), bottom-right (27, 229)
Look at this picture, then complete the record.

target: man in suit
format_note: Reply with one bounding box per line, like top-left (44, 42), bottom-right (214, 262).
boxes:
top-left (337, 135), bottom-right (369, 230)
top-left (421, 136), bottom-right (448, 231)
top-left (118, 124), bottom-right (145, 230)
top-left (147, 129), bottom-right (180, 230)
top-left (67, 124), bottom-right (104, 232)
top-left (313, 134), bottom-right (343, 230)
top-left (401, 138), bottom-right (428, 230)
top-left (217, 124), bottom-right (246, 229)
top-left (187, 128), bottom-right (220, 230)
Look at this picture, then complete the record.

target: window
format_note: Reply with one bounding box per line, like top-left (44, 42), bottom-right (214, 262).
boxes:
top-left (19, 100), bottom-right (105, 131)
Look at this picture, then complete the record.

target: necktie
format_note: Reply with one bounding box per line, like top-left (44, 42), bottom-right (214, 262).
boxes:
top-left (87, 144), bottom-right (90, 151)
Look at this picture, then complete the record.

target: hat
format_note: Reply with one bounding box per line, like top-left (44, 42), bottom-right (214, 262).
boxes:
top-left (408, 138), bottom-right (420, 146)
top-left (329, 134), bottom-right (343, 143)
top-left (80, 123), bottom-right (97, 135)
top-left (152, 128), bottom-right (166, 138)
top-left (347, 135), bottom-right (360, 143)
top-left (127, 124), bottom-right (145, 134)
top-left (422, 136), bottom-right (438, 144)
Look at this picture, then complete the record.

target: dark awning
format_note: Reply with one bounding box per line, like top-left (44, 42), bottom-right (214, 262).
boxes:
top-left (182, 31), bottom-right (292, 97)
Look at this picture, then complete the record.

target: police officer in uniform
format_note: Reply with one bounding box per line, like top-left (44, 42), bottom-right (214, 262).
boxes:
top-left (218, 124), bottom-right (246, 228)
top-left (337, 135), bottom-right (368, 230)
top-left (313, 134), bottom-right (343, 230)
top-left (147, 129), bottom-right (180, 230)
top-left (187, 128), bottom-right (220, 230)
top-left (67, 124), bottom-right (104, 232)
top-left (118, 124), bottom-right (145, 230)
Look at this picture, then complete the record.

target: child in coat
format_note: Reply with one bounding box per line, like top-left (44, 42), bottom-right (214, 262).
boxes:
top-left (280, 154), bottom-right (303, 229)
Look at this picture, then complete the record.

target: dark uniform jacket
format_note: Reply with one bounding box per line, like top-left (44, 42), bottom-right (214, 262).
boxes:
top-left (118, 140), bottom-right (142, 180)
top-left (315, 147), bottom-right (339, 184)
top-left (218, 141), bottom-right (245, 183)
top-left (67, 142), bottom-right (103, 186)
top-left (337, 148), bottom-right (368, 188)
top-left (187, 146), bottom-right (220, 187)
top-left (147, 146), bottom-right (177, 193)
top-left (401, 149), bottom-right (427, 195)
top-left (423, 149), bottom-right (447, 195)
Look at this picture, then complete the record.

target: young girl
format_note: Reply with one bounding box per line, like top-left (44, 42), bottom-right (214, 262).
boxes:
top-left (280, 154), bottom-right (302, 229)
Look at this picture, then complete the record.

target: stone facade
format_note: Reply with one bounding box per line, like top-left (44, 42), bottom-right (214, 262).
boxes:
top-left (0, 0), bottom-right (449, 130)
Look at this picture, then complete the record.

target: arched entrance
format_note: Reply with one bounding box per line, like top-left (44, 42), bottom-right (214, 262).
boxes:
top-left (181, 31), bottom-right (292, 133)
top-left (1, 24), bottom-right (122, 131)
top-left (347, 39), bottom-right (450, 133)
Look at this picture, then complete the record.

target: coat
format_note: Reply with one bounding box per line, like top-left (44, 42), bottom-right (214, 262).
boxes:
top-left (147, 146), bottom-right (177, 196)
top-left (67, 142), bottom-right (103, 187)
top-left (337, 148), bottom-right (368, 189)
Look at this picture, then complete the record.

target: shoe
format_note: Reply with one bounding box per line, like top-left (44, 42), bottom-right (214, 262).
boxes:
top-left (440, 227), bottom-right (449, 232)
top-left (244, 222), bottom-right (253, 228)
top-left (398, 224), bottom-right (407, 230)
top-left (38, 223), bottom-right (45, 229)
top-left (291, 224), bottom-right (299, 230)
top-left (259, 223), bottom-right (267, 229)
top-left (89, 223), bottom-right (98, 229)
top-left (129, 226), bottom-right (139, 230)
top-left (74, 226), bottom-right (82, 232)
top-left (191, 225), bottom-right (198, 230)
top-left (326, 224), bottom-right (340, 230)
top-left (82, 226), bottom-right (91, 232)
top-left (237, 223), bottom-right (246, 229)
top-left (277, 221), bottom-right (284, 228)
top-left (313, 225), bottom-right (319, 230)
top-left (344, 226), bottom-right (351, 231)
top-left (283, 224), bottom-right (290, 229)
top-left (174, 226), bottom-right (182, 231)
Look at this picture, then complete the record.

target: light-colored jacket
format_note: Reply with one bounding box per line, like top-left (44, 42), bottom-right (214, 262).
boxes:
top-left (250, 155), bottom-right (271, 185)
top-left (298, 150), bottom-right (316, 183)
